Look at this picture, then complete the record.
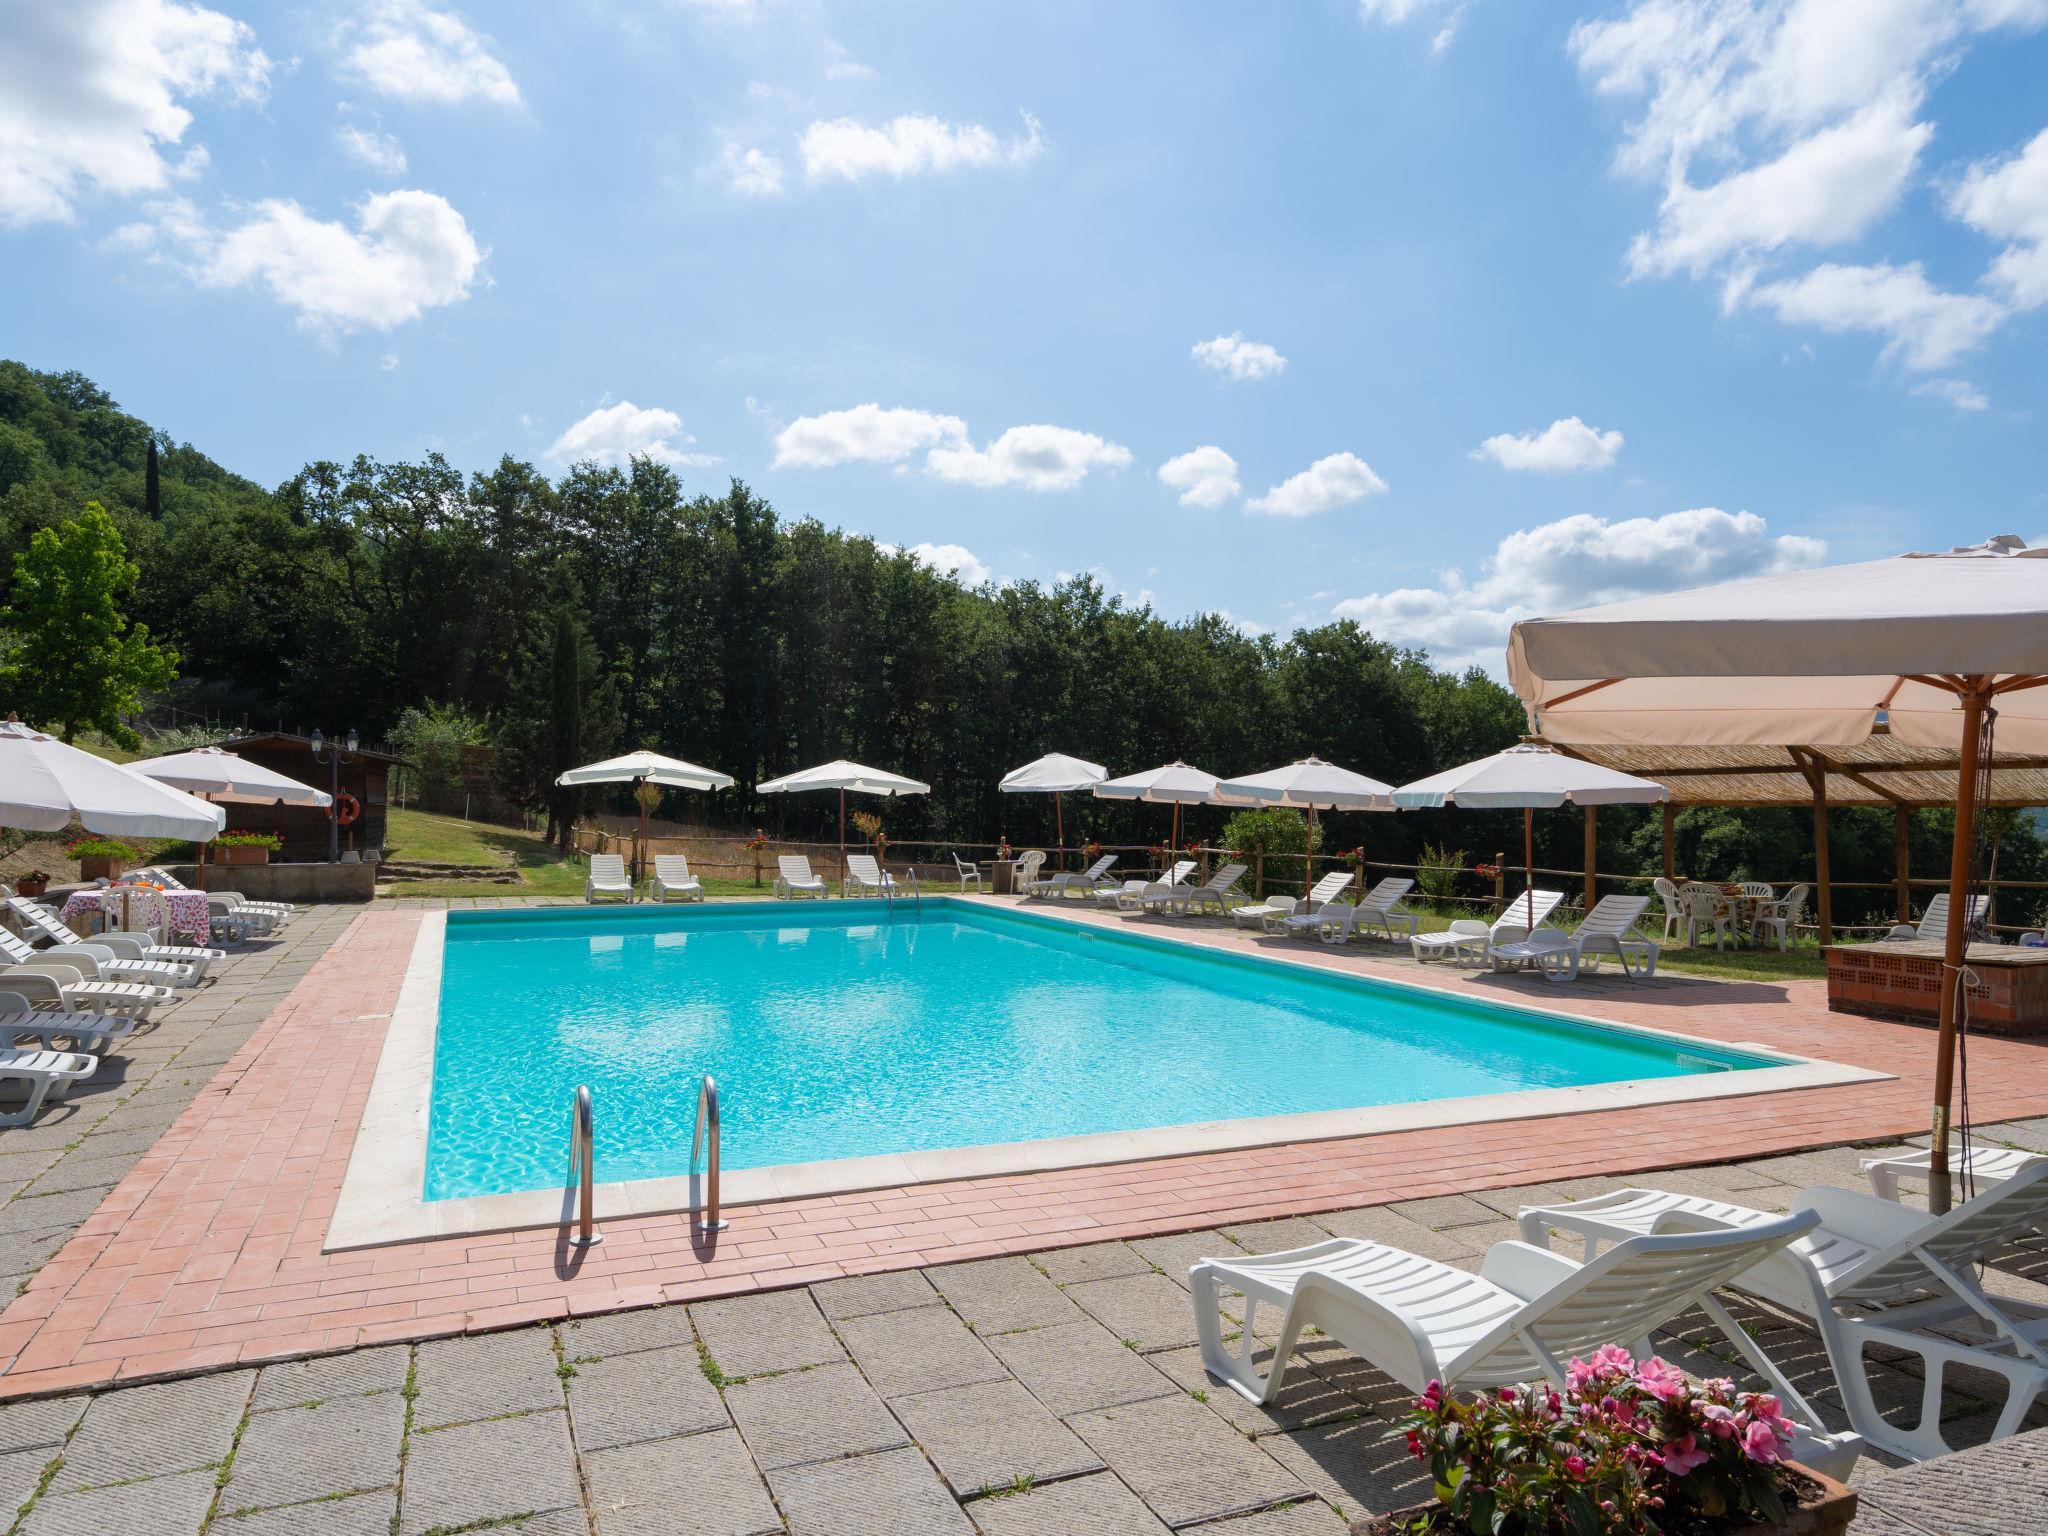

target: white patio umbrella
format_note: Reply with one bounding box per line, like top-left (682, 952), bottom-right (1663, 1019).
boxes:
top-left (1392, 744), bottom-right (1668, 929)
top-left (999, 753), bottom-right (1107, 867)
top-left (1214, 756), bottom-right (1396, 894)
top-left (133, 745), bottom-right (333, 889)
top-left (556, 750), bottom-right (736, 883)
top-left (1506, 533), bottom-right (2048, 1210)
top-left (1092, 760), bottom-right (1220, 861)
top-left (755, 759), bottom-right (931, 886)
top-left (1, 720), bottom-right (227, 840)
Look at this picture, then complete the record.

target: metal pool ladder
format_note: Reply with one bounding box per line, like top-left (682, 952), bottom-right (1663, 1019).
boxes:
top-left (691, 1074), bottom-right (728, 1234)
top-left (567, 1084), bottom-right (602, 1247)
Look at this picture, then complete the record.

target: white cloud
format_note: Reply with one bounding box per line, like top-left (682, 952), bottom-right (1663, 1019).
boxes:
top-left (1948, 125), bottom-right (2048, 309)
top-left (800, 111), bottom-right (1044, 182)
top-left (1157, 446), bottom-right (1241, 508)
top-left (1334, 508), bottom-right (1827, 670)
top-left (127, 189), bottom-right (485, 334)
top-left (927, 425), bottom-right (1131, 492)
top-left (1745, 261), bottom-right (2007, 370)
top-left (547, 401), bottom-right (718, 467)
top-left (339, 0), bottom-right (519, 108)
top-left (722, 142), bottom-right (785, 196)
top-left (773, 405), bottom-right (967, 468)
top-left (823, 40), bottom-right (875, 80)
top-left (337, 125), bottom-right (408, 175)
top-left (0, 0), bottom-right (270, 226)
top-left (1359, 0), bottom-right (1449, 20)
top-left (903, 542), bottom-right (989, 586)
top-left (1911, 376), bottom-right (1990, 411)
top-left (1190, 331), bottom-right (1287, 381)
top-left (1471, 416), bottom-right (1624, 474)
top-left (1213, 609), bottom-right (1269, 637)
top-left (1245, 453), bottom-right (1389, 517)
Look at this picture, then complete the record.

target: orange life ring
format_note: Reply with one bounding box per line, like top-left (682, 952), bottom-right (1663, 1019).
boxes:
top-left (333, 792), bottom-right (362, 827)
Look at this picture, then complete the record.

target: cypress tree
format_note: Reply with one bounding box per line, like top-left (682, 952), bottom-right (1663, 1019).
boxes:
top-left (548, 605), bottom-right (584, 851)
top-left (144, 438), bottom-right (161, 519)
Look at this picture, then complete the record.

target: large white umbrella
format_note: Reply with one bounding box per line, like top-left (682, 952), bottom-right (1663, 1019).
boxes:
top-left (1092, 760), bottom-right (1219, 860)
top-left (556, 749), bottom-right (736, 883)
top-left (1000, 753), bottom-right (1107, 866)
top-left (133, 745), bottom-right (333, 888)
top-left (1507, 533), bottom-right (2048, 1210)
top-left (1392, 744), bottom-right (1668, 929)
top-left (1214, 756), bottom-right (1396, 894)
top-left (756, 759), bottom-right (930, 886)
top-left (0, 720), bottom-right (226, 840)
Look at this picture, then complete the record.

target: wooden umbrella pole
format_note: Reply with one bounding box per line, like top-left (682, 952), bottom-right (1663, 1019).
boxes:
top-left (839, 786), bottom-right (847, 894)
top-left (1524, 806), bottom-right (1536, 930)
top-left (1928, 679), bottom-right (1991, 1215)
top-left (1305, 805), bottom-right (1316, 896)
top-left (197, 791), bottom-right (210, 891)
top-left (1056, 793), bottom-right (1064, 868)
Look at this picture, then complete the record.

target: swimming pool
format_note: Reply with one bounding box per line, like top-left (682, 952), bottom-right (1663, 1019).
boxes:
top-left (422, 900), bottom-right (1779, 1202)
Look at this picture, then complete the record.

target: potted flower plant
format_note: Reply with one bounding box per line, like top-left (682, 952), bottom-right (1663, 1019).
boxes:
top-left (66, 837), bottom-right (138, 882)
top-left (1361, 1347), bottom-right (1856, 1536)
top-left (15, 870), bottom-right (49, 898)
top-left (213, 830), bottom-right (284, 866)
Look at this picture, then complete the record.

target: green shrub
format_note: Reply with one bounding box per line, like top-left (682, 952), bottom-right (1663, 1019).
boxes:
top-left (214, 830), bottom-right (284, 850)
top-left (1219, 806), bottom-right (1323, 897)
top-left (1415, 841), bottom-right (1468, 906)
top-left (65, 837), bottom-right (139, 860)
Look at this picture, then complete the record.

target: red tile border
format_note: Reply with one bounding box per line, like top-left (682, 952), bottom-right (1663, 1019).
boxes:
top-left (2, 904), bottom-right (2046, 1397)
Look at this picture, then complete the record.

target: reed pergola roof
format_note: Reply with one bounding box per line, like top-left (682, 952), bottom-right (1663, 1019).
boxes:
top-left (1549, 727), bottom-right (2048, 809)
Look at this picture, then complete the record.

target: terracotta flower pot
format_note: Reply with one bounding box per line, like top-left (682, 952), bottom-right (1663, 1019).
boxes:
top-left (226, 845), bottom-right (270, 866)
top-left (16, 877), bottom-right (48, 897)
top-left (1352, 1462), bottom-right (1856, 1536)
top-left (76, 855), bottom-right (124, 882)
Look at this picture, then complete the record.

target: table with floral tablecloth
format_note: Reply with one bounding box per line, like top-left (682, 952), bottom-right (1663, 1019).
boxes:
top-left (57, 888), bottom-right (212, 947)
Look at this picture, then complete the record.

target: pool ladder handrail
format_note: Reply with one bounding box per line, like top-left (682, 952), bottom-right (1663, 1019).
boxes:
top-left (567, 1084), bottom-right (602, 1247)
top-left (691, 1074), bottom-right (728, 1234)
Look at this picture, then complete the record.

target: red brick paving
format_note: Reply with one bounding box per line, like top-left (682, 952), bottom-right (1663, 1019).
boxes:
top-left (3, 904), bottom-right (2046, 1397)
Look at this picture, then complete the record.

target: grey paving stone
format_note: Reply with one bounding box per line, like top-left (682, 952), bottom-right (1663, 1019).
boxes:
top-left (567, 1343), bottom-right (731, 1451)
top-left (814, 1267), bottom-right (940, 1320)
top-left (891, 1377), bottom-right (1103, 1494)
top-left (1128, 1228), bottom-right (1242, 1290)
top-left (723, 1360), bottom-right (907, 1470)
top-left (1149, 1344), bottom-right (1368, 1436)
top-left (399, 1407), bottom-right (581, 1536)
top-left (836, 1302), bottom-right (1007, 1399)
top-left (0, 1393), bottom-right (83, 1452)
top-left (691, 1287), bottom-right (843, 1379)
top-left (1220, 1218), bottom-right (1334, 1255)
top-left (217, 1489), bottom-right (398, 1535)
top-left (250, 1343), bottom-right (410, 1410)
top-left (965, 1471), bottom-right (1170, 1535)
top-left (1261, 1414), bottom-right (1433, 1522)
top-left (1206, 1500), bottom-right (1352, 1534)
top-left (223, 1390), bottom-right (405, 1512)
top-left (1308, 1206), bottom-right (1483, 1264)
top-left (770, 1444), bottom-right (977, 1535)
top-left (57, 1368), bottom-right (253, 1490)
top-left (1035, 1242), bottom-right (1150, 1285)
top-left (926, 1256), bottom-right (1081, 1333)
top-left (982, 1320), bottom-right (1178, 1418)
top-left (0, 1446), bottom-right (55, 1522)
top-left (560, 1303), bottom-right (697, 1360)
top-left (1064, 1273), bottom-right (1203, 1353)
top-left (585, 1427), bottom-right (781, 1536)
top-left (1386, 1193), bottom-right (1499, 1231)
top-left (412, 1326), bottom-right (561, 1428)
top-left (22, 1466), bottom-right (219, 1536)
top-left (1068, 1394), bottom-right (1306, 1527)
top-left (1467, 1176), bottom-right (1617, 1218)
top-left (0, 1187), bottom-right (110, 1238)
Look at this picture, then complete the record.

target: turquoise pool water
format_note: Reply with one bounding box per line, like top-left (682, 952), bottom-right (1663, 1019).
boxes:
top-left (424, 900), bottom-right (1772, 1200)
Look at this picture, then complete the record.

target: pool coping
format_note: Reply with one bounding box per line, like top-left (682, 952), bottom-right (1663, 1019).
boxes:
top-left (326, 899), bottom-right (1888, 1250)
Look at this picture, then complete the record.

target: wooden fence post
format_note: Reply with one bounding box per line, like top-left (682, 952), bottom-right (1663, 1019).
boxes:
top-left (1583, 805), bottom-right (1598, 911)
top-left (1253, 851), bottom-right (1263, 900)
top-left (1895, 806), bottom-right (1911, 924)
top-left (1661, 802), bottom-right (1676, 882)
top-left (1493, 853), bottom-right (1505, 916)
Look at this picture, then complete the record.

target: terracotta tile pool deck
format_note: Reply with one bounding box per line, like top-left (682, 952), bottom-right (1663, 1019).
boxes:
top-left (4, 900), bottom-right (2047, 1398)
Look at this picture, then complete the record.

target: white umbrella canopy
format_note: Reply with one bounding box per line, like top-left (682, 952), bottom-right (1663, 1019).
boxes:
top-left (756, 760), bottom-right (931, 884)
top-left (134, 746), bottom-right (334, 806)
top-left (1507, 534), bottom-right (2048, 1211)
top-left (1393, 744), bottom-right (1668, 928)
top-left (1000, 753), bottom-right (1107, 865)
top-left (556, 750), bottom-right (735, 791)
top-left (1093, 760), bottom-right (1220, 855)
top-left (1214, 756), bottom-right (1397, 892)
top-left (0, 720), bottom-right (226, 841)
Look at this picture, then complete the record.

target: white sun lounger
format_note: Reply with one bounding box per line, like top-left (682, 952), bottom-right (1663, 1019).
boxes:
top-left (842, 854), bottom-right (900, 897)
top-left (1192, 1213), bottom-right (1858, 1478)
top-left (1124, 860), bottom-right (1197, 912)
top-left (0, 1046), bottom-right (98, 1127)
top-left (1881, 892), bottom-right (1990, 946)
top-left (1279, 877), bottom-right (1416, 944)
top-left (1862, 1142), bottom-right (2047, 1204)
top-left (1411, 889), bottom-right (1564, 966)
top-left (1519, 1165), bottom-right (2048, 1462)
top-left (0, 961), bottom-right (171, 1019)
top-left (584, 853), bottom-right (633, 903)
top-left (1027, 855), bottom-right (1118, 900)
top-left (8, 896), bottom-right (220, 981)
top-left (649, 854), bottom-right (704, 902)
top-left (774, 855), bottom-right (828, 899)
top-left (133, 869), bottom-right (294, 930)
top-left (1233, 872), bottom-right (1353, 932)
top-left (1161, 863), bottom-right (1248, 917)
top-left (0, 990), bottom-right (138, 1057)
top-left (1489, 894), bottom-right (1657, 981)
top-left (0, 925), bottom-right (198, 989)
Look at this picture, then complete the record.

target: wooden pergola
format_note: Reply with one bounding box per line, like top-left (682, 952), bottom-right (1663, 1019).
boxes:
top-left (1546, 727), bottom-right (2048, 943)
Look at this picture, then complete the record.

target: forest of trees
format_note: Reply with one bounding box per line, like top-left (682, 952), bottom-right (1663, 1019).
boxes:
top-left (2, 360), bottom-right (2039, 927)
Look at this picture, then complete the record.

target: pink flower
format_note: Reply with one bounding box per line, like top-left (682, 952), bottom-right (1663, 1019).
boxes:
top-left (1563, 1454), bottom-right (1587, 1479)
top-left (1657, 1435), bottom-right (1710, 1476)
top-left (1634, 1357), bottom-right (1689, 1403)
top-left (1700, 1403), bottom-right (1738, 1438)
top-left (1421, 1379), bottom-right (1443, 1407)
top-left (1747, 1393), bottom-right (1783, 1420)
top-left (1743, 1420), bottom-right (1783, 1463)
top-left (1498, 1387), bottom-right (1517, 1403)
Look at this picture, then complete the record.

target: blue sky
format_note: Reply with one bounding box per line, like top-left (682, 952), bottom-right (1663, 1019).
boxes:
top-left (4, 0), bottom-right (2046, 671)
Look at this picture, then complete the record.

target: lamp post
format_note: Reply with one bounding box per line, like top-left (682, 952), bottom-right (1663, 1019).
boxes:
top-left (310, 728), bottom-right (358, 864)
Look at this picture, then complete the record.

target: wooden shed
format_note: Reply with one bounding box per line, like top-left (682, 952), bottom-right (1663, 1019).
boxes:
top-left (212, 732), bottom-right (408, 862)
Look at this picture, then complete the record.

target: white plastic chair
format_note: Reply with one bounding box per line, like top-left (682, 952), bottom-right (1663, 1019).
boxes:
top-left (773, 855), bottom-right (828, 899)
top-left (1651, 877), bottom-right (1683, 942)
top-left (1751, 883), bottom-right (1808, 952)
top-left (1191, 1214), bottom-right (1858, 1478)
top-left (650, 854), bottom-right (703, 902)
top-left (1011, 849), bottom-right (1047, 895)
top-left (951, 855), bottom-right (984, 893)
top-left (1520, 1166), bottom-right (2048, 1462)
top-left (584, 853), bottom-right (632, 903)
